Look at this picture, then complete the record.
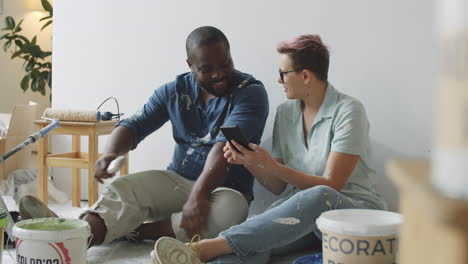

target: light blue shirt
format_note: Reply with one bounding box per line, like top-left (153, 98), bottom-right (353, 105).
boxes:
top-left (271, 83), bottom-right (386, 209)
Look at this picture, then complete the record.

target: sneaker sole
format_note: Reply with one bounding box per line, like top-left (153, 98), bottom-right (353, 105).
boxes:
top-left (150, 250), bottom-right (159, 264)
top-left (154, 237), bottom-right (201, 264)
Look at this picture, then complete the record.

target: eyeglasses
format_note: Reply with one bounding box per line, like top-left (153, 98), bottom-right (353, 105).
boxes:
top-left (278, 69), bottom-right (302, 83)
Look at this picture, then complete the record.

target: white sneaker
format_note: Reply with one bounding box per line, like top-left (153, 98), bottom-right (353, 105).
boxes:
top-left (153, 236), bottom-right (203, 264)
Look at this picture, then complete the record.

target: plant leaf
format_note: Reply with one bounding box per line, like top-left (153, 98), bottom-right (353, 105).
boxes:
top-left (11, 50), bottom-right (22, 59)
top-left (29, 45), bottom-right (42, 57)
top-left (5, 17), bottom-right (15, 30)
top-left (39, 16), bottom-right (52, 22)
top-left (41, 51), bottom-right (52, 58)
top-left (41, 0), bottom-right (53, 13)
top-left (31, 36), bottom-right (37, 45)
top-left (41, 20), bottom-right (52, 31)
top-left (0, 33), bottom-right (8, 40)
top-left (17, 35), bottom-right (30, 44)
top-left (20, 75), bottom-right (30, 92)
top-left (3, 40), bottom-right (11, 51)
top-left (14, 39), bottom-right (23, 48)
top-left (25, 60), bottom-right (35, 71)
top-left (31, 77), bottom-right (39, 92)
top-left (14, 19), bottom-right (23, 33)
top-left (47, 71), bottom-right (52, 88)
top-left (38, 79), bottom-right (46, 95)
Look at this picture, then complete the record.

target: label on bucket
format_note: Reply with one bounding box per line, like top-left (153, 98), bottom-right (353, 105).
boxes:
top-left (16, 237), bottom-right (86, 264)
top-left (322, 231), bottom-right (398, 264)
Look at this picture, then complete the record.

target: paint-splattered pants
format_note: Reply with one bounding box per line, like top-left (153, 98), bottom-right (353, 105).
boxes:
top-left (211, 185), bottom-right (381, 264)
top-left (80, 170), bottom-right (249, 244)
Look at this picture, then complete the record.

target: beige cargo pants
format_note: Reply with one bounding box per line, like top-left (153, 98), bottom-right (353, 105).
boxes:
top-left (80, 170), bottom-right (249, 243)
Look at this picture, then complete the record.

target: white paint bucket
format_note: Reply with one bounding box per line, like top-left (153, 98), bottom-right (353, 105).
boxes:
top-left (316, 209), bottom-right (403, 264)
top-left (13, 218), bottom-right (91, 264)
top-left (0, 208), bottom-right (7, 264)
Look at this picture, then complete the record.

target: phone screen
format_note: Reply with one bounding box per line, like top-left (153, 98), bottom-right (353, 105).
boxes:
top-left (220, 125), bottom-right (253, 152)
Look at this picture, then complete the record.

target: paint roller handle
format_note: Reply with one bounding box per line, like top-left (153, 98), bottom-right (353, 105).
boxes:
top-left (29, 118), bottom-right (60, 143)
top-left (94, 154), bottom-right (125, 183)
top-left (107, 155), bottom-right (126, 174)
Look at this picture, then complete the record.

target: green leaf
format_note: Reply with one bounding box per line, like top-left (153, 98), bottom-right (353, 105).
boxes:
top-left (47, 72), bottom-right (52, 88)
top-left (40, 15), bottom-right (52, 22)
top-left (5, 17), bottom-right (15, 30)
top-left (41, 51), bottom-right (52, 58)
top-left (38, 79), bottom-right (46, 95)
top-left (25, 60), bottom-right (35, 71)
top-left (11, 50), bottom-right (23, 59)
top-left (14, 39), bottom-right (23, 48)
top-left (0, 33), bottom-right (8, 40)
top-left (20, 75), bottom-right (30, 92)
top-left (31, 36), bottom-right (37, 45)
top-left (31, 78), bottom-right (39, 92)
top-left (17, 35), bottom-right (30, 44)
top-left (29, 45), bottom-right (42, 57)
top-left (3, 40), bottom-right (11, 51)
top-left (14, 19), bottom-right (23, 33)
top-left (41, 0), bottom-right (53, 13)
top-left (40, 71), bottom-right (49, 79)
top-left (41, 20), bottom-right (52, 31)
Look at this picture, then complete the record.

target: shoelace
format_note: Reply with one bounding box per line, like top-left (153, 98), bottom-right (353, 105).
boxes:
top-left (125, 230), bottom-right (141, 242)
top-left (187, 234), bottom-right (202, 259)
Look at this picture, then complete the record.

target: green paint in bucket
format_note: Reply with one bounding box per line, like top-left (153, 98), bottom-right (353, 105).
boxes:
top-left (0, 208), bottom-right (7, 264)
top-left (13, 218), bottom-right (91, 264)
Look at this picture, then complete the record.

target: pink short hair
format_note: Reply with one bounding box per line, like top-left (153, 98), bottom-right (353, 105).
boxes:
top-left (277, 34), bottom-right (330, 81)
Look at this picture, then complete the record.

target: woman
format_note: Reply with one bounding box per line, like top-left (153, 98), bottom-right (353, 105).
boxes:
top-left (151, 34), bottom-right (387, 264)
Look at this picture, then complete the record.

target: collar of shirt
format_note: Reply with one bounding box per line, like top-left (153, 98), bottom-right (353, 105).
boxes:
top-left (291, 82), bottom-right (339, 127)
top-left (189, 70), bottom-right (246, 107)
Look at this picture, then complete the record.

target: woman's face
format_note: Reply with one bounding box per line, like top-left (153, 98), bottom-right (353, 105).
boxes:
top-left (278, 53), bottom-right (304, 100)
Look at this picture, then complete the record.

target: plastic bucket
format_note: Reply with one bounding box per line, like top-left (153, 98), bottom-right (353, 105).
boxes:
top-left (0, 208), bottom-right (7, 264)
top-left (316, 209), bottom-right (403, 264)
top-left (13, 218), bottom-right (91, 264)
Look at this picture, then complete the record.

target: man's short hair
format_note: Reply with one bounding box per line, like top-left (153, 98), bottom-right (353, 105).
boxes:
top-left (186, 26), bottom-right (230, 59)
top-left (277, 34), bottom-right (330, 81)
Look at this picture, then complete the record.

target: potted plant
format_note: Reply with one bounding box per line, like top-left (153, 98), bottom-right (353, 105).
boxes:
top-left (0, 0), bottom-right (53, 96)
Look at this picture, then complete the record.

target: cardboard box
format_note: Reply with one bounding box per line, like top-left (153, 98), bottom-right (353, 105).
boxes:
top-left (0, 102), bottom-right (39, 181)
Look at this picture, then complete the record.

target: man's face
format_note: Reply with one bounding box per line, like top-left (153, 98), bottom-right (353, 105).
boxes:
top-left (187, 42), bottom-right (234, 97)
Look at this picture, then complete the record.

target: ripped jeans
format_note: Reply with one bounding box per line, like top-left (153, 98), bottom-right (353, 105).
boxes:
top-left (210, 185), bottom-right (382, 264)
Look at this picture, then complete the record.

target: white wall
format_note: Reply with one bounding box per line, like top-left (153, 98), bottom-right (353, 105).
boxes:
top-left (52, 0), bottom-right (436, 211)
top-left (0, 1), bottom-right (51, 114)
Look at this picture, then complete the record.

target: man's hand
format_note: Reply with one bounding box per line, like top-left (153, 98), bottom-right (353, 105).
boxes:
top-left (179, 192), bottom-right (210, 239)
top-left (94, 153), bottom-right (118, 183)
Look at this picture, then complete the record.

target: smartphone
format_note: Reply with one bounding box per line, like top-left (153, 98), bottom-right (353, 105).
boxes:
top-left (220, 125), bottom-right (253, 152)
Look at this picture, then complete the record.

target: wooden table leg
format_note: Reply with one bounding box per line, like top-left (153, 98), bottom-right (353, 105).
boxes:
top-left (88, 129), bottom-right (98, 206)
top-left (72, 135), bottom-right (81, 207)
top-left (37, 132), bottom-right (49, 205)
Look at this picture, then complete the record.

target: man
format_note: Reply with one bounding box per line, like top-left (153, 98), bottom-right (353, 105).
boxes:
top-left (21, 26), bottom-right (269, 247)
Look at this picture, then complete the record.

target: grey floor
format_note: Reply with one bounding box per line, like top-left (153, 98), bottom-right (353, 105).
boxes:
top-left (2, 181), bottom-right (319, 263)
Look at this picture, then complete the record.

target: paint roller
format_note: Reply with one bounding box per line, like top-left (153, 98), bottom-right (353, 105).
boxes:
top-left (42, 108), bottom-right (102, 122)
top-left (42, 108), bottom-right (123, 122)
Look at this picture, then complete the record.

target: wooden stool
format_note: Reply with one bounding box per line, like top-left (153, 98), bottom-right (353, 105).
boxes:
top-left (34, 120), bottom-right (129, 207)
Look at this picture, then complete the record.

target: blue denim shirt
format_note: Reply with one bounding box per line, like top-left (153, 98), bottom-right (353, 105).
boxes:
top-left (117, 70), bottom-right (269, 200)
